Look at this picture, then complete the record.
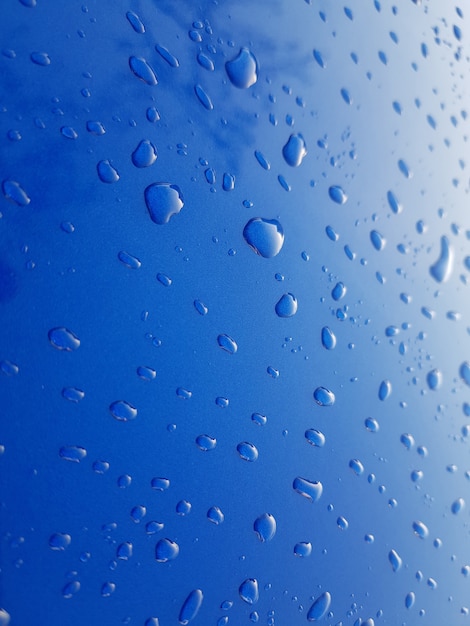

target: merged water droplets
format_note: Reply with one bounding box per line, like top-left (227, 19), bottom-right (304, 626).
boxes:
top-left (225, 48), bottom-right (258, 88)
top-left (145, 183), bottom-right (184, 225)
top-left (282, 134), bottom-right (307, 167)
top-left (243, 218), bottom-right (284, 258)
top-left (429, 236), bottom-right (454, 283)
top-left (48, 327), bottom-right (80, 351)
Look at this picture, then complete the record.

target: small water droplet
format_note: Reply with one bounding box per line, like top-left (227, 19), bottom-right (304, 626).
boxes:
top-left (48, 327), bottom-right (80, 351)
top-left (109, 400), bottom-right (137, 422)
top-left (86, 120), bottom-right (105, 135)
top-left (217, 334), bottom-right (238, 354)
top-left (275, 293), bottom-right (298, 317)
top-left (193, 299), bottom-right (208, 315)
top-left (254, 150), bottom-right (270, 170)
top-left (176, 387), bottom-right (192, 399)
top-left (239, 579), bottom-right (259, 604)
top-left (365, 417), bottom-right (379, 432)
top-left (176, 500), bottom-right (192, 516)
top-left (155, 538), bottom-right (179, 562)
top-left (378, 380), bottom-right (392, 401)
top-left (398, 159), bottom-right (412, 178)
top-left (282, 134), bottom-right (307, 167)
top-left (293, 477), bottom-right (323, 502)
top-left (304, 429), bottom-right (326, 447)
top-left (132, 140), bottom-right (157, 168)
top-left (313, 49), bottom-right (326, 68)
top-left (151, 477), bottom-right (170, 491)
top-left (337, 516), bottom-right (348, 530)
top-left (405, 592), bottom-right (415, 609)
top-left (370, 230), bottom-right (386, 251)
top-left (225, 48), bottom-right (258, 88)
top-left (101, 582), bottom-right (116, 597)
top-left (31, 51), bottom-right (51, 66)
top-left (146, 107), bottom-right (160, 122)
top-left (194, 84), bottom-right (213, 110)
top-left (155, 44), bottom-right (179, 68)
top-left (156, 273), bottom-right (172, 287)
top-left (2, 179), bottom-right (30, 206)
top-left (389, 549), bottom-right (402, 572)
top-left (207, 506), bottom-right (224, 525)
top-left (426, 369), bottom-right (442, 390)
top-left (222, 172), bottom-right (235, 191)
top-left (253, 513), bottom-right (276, 542)
top-left (197, 52), bottom-right (215, 71)
top-left (179, 589), bottom-right (204, 625)
top-left (97, 160), bottom-right (119, 183)
top-left (400, 433), bottom-right (414, 449)
top-left (328, 185), bottom-right (347, 204)
top-left (237, 441), bottom-right (258, 462)
top-left (325, 225), bottom-right (339, 241)
top-left (430, 236), bottom-right (454, 283)
top-left (243, 217), bottom-right (284, 258)
top-left (126, 11), bottom-right (145, 34)
top-left (307, 591), bottom-right (331, 621)
top-left (129, 56), bottom-right (158, 85)
top-left (460, 362), bottom-right (470, 386)
top-left (196, 434), bottom-right (216, 451)
top-left (0, 360), bottom-right (19, 376)
top-left (387, 190), bottom-right (402, 214)
top-left (59, 445), bottom-right (86, 463)
top-left (62, 580), bottom-right (80, 599)
top-left (145, 183), bottom-right (184, 225)
top-left (313, 387), bottom-right (335, 406)
top-left (49, 533), bottom-right (72, 550)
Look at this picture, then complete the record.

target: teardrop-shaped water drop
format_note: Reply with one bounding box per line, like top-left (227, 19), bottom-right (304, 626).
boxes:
top-left (2, 179), bottom-right (30, 206)
top-left (275, 293), bottom-right (298, 317)
top-left (282, 134), bottom-right (307, 167)
top-left (225, 48), bottom-right (258, 88)
top-left (430, 236), bottom-right (453, 283)
top-left (97, 160), bottom-right (119, 183)
top-left (132, 139), bottom-right (157, 168)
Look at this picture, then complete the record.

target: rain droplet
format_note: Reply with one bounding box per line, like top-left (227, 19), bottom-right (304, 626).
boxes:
top-left (145, 183), bottom-right (184, 225)
top-left (430, 236), bottom-right (454, 283)
top-left (307, 591), bottom-right (331, 621)
top-left (196, 434), bottom-right (217, 451)
top-left (126, 11), bottom-right (145, 34)
top-left (222, 173), bottom-right (235, 191)
top-left (389, 549), bottom-right (402, 572)
top-left (179, 589), bottom-right (204, 625)
top-left (117, 542), bottom-right (133, 560)
top-left (194, 84), bottom-right (213, 110)
top-left (59, 445), bottom-right (86, 463)
top-left (293, 477), bottom-right (323, 503)
top-left (378, 380), bottom-right (392, 401)
top-left (109, 400), bottom-right (137, 422)
top-left (237, 441), bottom-right (258, 462)
top-left (282, 134), bottom-right (307, 167)
top-left (62, 580), bottom-right (80, 599)
top-left (387, 190), bottom-right (402, 214)
top-left (243, 217), bottom-right (284, 258)
top-left (365, 417), bottom-right (379, 432)
top-left (321, 326), bottom-right (336, 350)
top-left (313, 387), bottom-right (335, 407)
top-left (275, 293), bottom-right (298, 317)
top-left (451, 498), bottom-right (465, 515)
top-left (398, 159), bottom-right (412, 178)
top-left (412, 521), bottom-right (429, 539)
top-left (118, 251), bottom-right (141, 269)
top-left (97, 160), bottom-right (119, 183)
top-left (48, 327), bottom-right (80, 351)
top-left (460, 362), bottom-right (470, 386)
top-left (61, 387), bottom-right (85, 403)
top-left (155, 538), bottom-right (179, 562)
top-left (349, 459), bottom-right (364, 476)
top-left (254, 150), bottom-right (270, 170)
top-left (129, 56), bottom-right (158, 85)
top-left (193, 299), bottom-right (208, 315)
top-left (253, 513), bottom-right (276, 542)
top-left (370, 230), bottom-right (386, 251)
top-left (132, 140), bottom-right (157, 168)
top-left (49, 533), bottom-right (71, 550)
top-left (328, 185), bottom-right (347, 204)
top-left (294, 542), bottom-right (312, 557)
top-left (2, 180), bottom-right (30, 206)
top-left (331, 282), bottom-right (346, 301)
top-left (207, 506), bottom-right (224, 525)
top-left (217, 334), bottom-right (238, 354)
top-left (304, 429), bottom-right (326, 447)
top-left (225, 48), bottom-right (258, 88)
top-left (426, 369), bottom-right (442, 390)
top-left (313, 49), bottom-right (326, 68)
top-left (405, 592), bottom-right (415, 609)
top-left (31, 51), bottom-right (51, 66)
top-left (239, 579), bottom-right (259, 604)
top-left (155, 44), bottom-right (179, 68)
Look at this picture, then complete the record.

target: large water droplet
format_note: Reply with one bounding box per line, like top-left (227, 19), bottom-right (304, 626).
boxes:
top-left (109, 400), bottom-right (137, 422)
top-left (48, 327), bottom-right (80, 351)
top-left (307, 591), bottom-right (331, 621)
top-left (313, 387), bottom-right (335, 406)
top-left (275, 293), bottom-right (297, 317)
top-left (129, 56), bottom-right (158, 85)
top-left (378, 380), bottom-right (392, 401)
top-left (49, 533), bottom-right (72, 550)
top-left (389, 549), bottom-right (402, 572)
top-left (2, 179), bottom-right (30, 206)
top-left (331, 282), bottom-right (346, 301)
top-left (237, 441), bottom-right (258, 462)
top-left (155, 538), bottom-right (179, 562)
top-left (282, 134), bottom-right (307, 167)
top-left (451, 498), bottom-right (465, 514)
top-left (405, 592), bottom-right (415, 609)
top-left (294, 542), bottom-right (312, 557)
top-left (132, 140), bottom-right (157, 168)
top-left (412, 520), bottom-right (429, 539)
top-left (217, 334), bottom-right (238, 354)
top-left (207, 506), bottom-right (224, 525)
top-left (430, 236), bottom-right (454, 283)
top-left (179, 589), bottom-right (204, 625)
top-left (225, 48), bottom-right (258, 88)
top-left (293, 477), bottom-right (323, 502)
top-left (126, 11), bottom-right (145, 33)
top-left (117, 542), bottom-right (133, 560)
top-left (370, 230), bottom-right (386, 251)
top-left (460, 362), bottom-right (470, 386)
top-left (328, 185), bottom-right (347, 204)
top-left (426, 369), bottom-right (442, 390)
top-left (243, 218), bottom-right (284, 258)
top-left (97, 160), bottom-right (119, 183)
top-left (145, 183), bottom-right (184, 225)
top-left (59, 445), bottom-right (86, 463)
top-left (321, 326), bottom-right (336, 350)
top-left (253, 513), bottom-right (276, 542)
top-left (239, 579), bottom-right (259, 604)
top-left (305, 429), bottom-right (326, 447)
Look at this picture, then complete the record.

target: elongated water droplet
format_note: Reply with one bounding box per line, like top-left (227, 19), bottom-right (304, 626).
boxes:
top-left (62, 387), bottom-right (85, 402)
top-left (59, 445), bottom-right (86, 463)
top-left (349, 458), bottom-right (364, 475)
top-left (179, 589), bottom-right (203, 625)
top-left (145, 183), bottom-right (184, 225)
top-left (370, 230), bottom-right (386, 251)
top-left (254, 513), bottom-right (276, 542)
top-left (254, 150), bottom-right (270, 170)
top-left (389, 549), bottom-right (402, 572)
top-left (293, 477), bottom-right (323, 502)
top-left (49, 533), bottom-right (71, 550)
top-left (313, 49), bottom-right (326, 68)
top-left (97, 160), bottom-right (119, 183)
top-left (426, 369), bottom-right (442, 390)
top-left (307, 591), bottom-right (331, 621)
top-left (398, 159), bottom-right (412, 178)
top-left (207, 506), bottom-right (224, 525)
top-left (331, 282), bottom-right (346, 301)
top-left (305, 429), bottom-right (326, 447)
top-left (275, 293), bottom-right (297, 317)
top-left (451, 498), bottom-right (465, 514)
top-left (378, 380), bottom-right (392, 401)
top-left (197, 52), bottom-right (214, 71)
top-left (126, 11), bottom-right (145, 34)
top-left (109, 400), bottom-right (137, 422)
top-left (412, 520), bottom-right (429, 539)
top-left (217, 334), bottom-right (237, 354)
top-left (430, 236), bottom-right (453, 282)
top-left (132, 140), bottom-right (157, 167)
top-left (321, 326), bottom-right (336, 350)
top-left (328, 185), bottom-right (347, 204)
top-left (243, 218), bottom-right (284, 258)
top-left (365, 417), bottom-right (379, 432)
top-left (194, 84), bottom-right (213, 110)
top-left (313, 387), bottom-right (335, 406)
top-left (239, 579), bottom-right (259, 604)
top-left (193, 299), bottom-right (208, 316)
top-left (405, 592), bottom-right (415, 609)
top-left (282, 134), bottom-right (307, 167)
top-left (118, 251), bottom-right (141, 269)
top-left (2, 179), bottom-right (30, 206)
top-left (31, 51), bottom-right (51, 66)
top-left (460, 362), bottom-right (470, 386)
top-left (225, 48), bottom-right (258, 88)
top-left (222, 172), bottom-right (235, 191)
top-left (387, 190), bottom-right (402, 214)
top-left (196, 434), bottom-right (216, 451)
top-left (129, 56), bottom-right (158, 85)
top-left (400, 433), bottom-right (414, 449)
top-left (86, 120), bottom-right (105, 135)
top-left (237, 441), bottom-right (258, 462)
top-left (48, 327), bottom-right (80, 351)
top-left (155, 538), bottom-right (179, 562)
top-left (155, 44), bottom-right (179, 68)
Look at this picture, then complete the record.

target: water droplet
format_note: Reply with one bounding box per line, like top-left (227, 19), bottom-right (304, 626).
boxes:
top-left (370, 230), bottom-right (386, 251)
top-left (132, 139), bottom-right (157, 168)
top-left (293, 477), bottom-right (323, 502)
top-left (129, 56), bottom-right (158, 85)
top-left (313, 49), bottom-right (326, 68)
top-left (294, 542), bottom-right (312, 557)
top-left (331, 282), bottom-right (346, 301)
top-left (388, 549), bottom-right (402, 572)
top-left (146, 107), bottom-right (160, 122)
top-left (313, 387), bottom-right (335, 407)
top-left (251, 412), bottom-right (267, 426)
top-left (328, 185), bottom-right (347, 204)
top-left (0, 360), bottom-right (19, 376)
top-left (307, 591), bottom-right (331, 621)
top-left (179, 589), bottom-right (204, 625)
top-left (117, 542), bottom-right (133, 560)
top-left (412, 521), bottom-right (429, 539)
top-left (337, 516), bottom-right (349, 530)
top-left (325, 225), bottom-right (339, 241)
top-left (109, 400), bottom-right (137, 422)
top-left (49, 533), bottom-right (71, 550)
top-left (460, 362), bottom-right (470, 386)
top-left (275, 293), bottom-right (298, 317)
top-left (86, 120), bottom-right (105, 135)
top-left (61, 387), bottom-right (84, 403)
top-left (217, 334), bottom-right (238, 354)
top-left (193, 299), bottom-right (208, 315)
top-left (196, 434), bottom-right (217, 451)
top-left (48, 327), bottom-right (80, 351)
top-left (254, 150), bottom-right (270, 170)
top-left (305, 429), bottom-right (326, 447)
top-left (176, 387), bottom-right (192, 399)
top-left (151, 477), bottom-right (170, 491)
top-left (400, 433), bottom-right (414, 449)
top-left (222, 172), bottom-right (235, 191)
top-left (243, 218), bottom-right (284, 258)
top-left (31, 51), bottom-right (51, 66)
top-left (126, 11), bottom-right (145, 34)
top-left (118, 474), bottom-right (132, 488)
top-left (101, 582), bottom-right (116, 597)
top-left (378, 380), bottom-right (392, 401)
top-left (426, 369), bottom-right (442, 390)
top-left (155, 44), bottom-right (179, 68)
top-left (349, 459), bottom-right (364, 476)
top-left (398, 158), bottom-right (412, 178)
top-left (61, 126), bottom-right (78, 140)
top-left (194, 84), bottom-right (213, 110)
top-left (137, 365), bottom-right (156, 381)
top-left (62, 580), bottom-right (80, 599)
top-left (0, 609), bottom-right (10, 625)
top-left (387, 190), bottom-right (402, 214)
top-left (97, 160), bottom-right (119, 183)
top-left (239, 579), bottom-right (259, 604)
top-left (451, 498), bottom-right (465, 514)
top-left (176, 500), bottom-right (191, 516)
top-left (405, 592), bottom-right (415, 609)
top-left (118, 251), bottom-right (141, 269)
top-left (207, 506), bottom-right (224, 525)
top-left (225, 48), bottom-right (258, 88)
top-left (282, 134), bottom-right (307, 167)
top-left (237, 441), bottom-right (258, 462)
top-left (59, 445), bottom-right (86, 463)
top-left (156, 273), bottom-right (172, 287)
top-left (197, 52), bottom-right (214, 71)
top-left (430, 236), bottom-right (453, 283)
top-left (2, 179), bottom-right (30, 206)
top-left (365, 417), bottom-right (379, 432)
top-left (145, 183), bottom-right (184, 225)
top-left (321, 326), bottom-right (336, 350)
top-left (155, 538), bottom-right (179, 562)
top-left (254, 513), bottom-right (276, 542)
